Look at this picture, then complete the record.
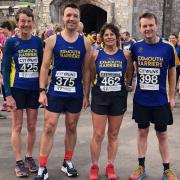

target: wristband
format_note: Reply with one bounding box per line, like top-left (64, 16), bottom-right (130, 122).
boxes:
top-left (39, 88), bottom-right (46, 93)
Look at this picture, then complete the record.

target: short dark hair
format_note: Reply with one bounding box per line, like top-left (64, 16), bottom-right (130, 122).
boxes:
top-left (139, 12), bottom-right (157, 26)
top-left (100, 23), bottom-right (120, 47)
top-left (169, 33), bottom-right (177, 38)
top-left (0, 21), bottom-right (13, 31)
top-left (123, 31), bottom-right (130, 36)
top-left (15, 7), bottom-right (34, 22)
top-left (63, 4), bottom-right (80, 15)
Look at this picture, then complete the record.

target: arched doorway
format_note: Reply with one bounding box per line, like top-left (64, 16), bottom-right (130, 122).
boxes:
top-left (80, 4), bottom-right (107, 34)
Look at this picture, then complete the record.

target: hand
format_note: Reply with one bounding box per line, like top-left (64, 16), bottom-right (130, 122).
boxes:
top-left (39, 92), bottom-right (48, 107)
top-left (169, 98), bottom-right (175, 111)
top-left (82, 96), bottom-right (89, 110)
top-left (6, 96), bottom-right (17, 111)
top-left (0, 73), bottom-right (3, 85)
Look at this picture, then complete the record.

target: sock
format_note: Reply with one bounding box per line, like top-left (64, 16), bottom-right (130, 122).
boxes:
top-left (107, 160), bottom-right (114, 166)
top-left (39, 156), bottom-right (48, 167)
top-left (92, 162), bottom-right (98, 167)
top-left (138, 157), bottom-right (145, 168)
top-left (25, 156), bottom-right (32, 159)
top-left (163, 163), bottom-right (170, 171)
top-left (64, 150), bottom-right (73, 161)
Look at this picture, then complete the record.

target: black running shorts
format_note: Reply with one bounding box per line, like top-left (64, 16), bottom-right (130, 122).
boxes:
top-left (11, 87), bottom-right (39, 109)
top-left (132, 101), bottom-right (173, 132)
top-left (91, 86), bottom-right (127, 116)
top-left (46, 95), bottom-right (83, 113)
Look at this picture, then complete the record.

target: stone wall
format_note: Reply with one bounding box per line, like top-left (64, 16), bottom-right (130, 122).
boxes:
top-left (48, 0), bottom-right (134, 34)
top-left (14, 0), bottom-right (179, 37)
top-left (171, 0), bottom-right (180, 36)
top-left (132, 0), bottom-right (164, 39)
top-left (132, 0), bottom-right (180, 39)
top-left (114, 0), bottom-right (133, 33)
top-left (34, 0), bottom-right (52, 31)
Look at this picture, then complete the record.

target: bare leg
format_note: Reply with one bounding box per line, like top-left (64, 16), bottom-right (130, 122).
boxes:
top-left (26, 108), bottom-right (38, 157)
top-left (11, 110), bottom-right (24, 161)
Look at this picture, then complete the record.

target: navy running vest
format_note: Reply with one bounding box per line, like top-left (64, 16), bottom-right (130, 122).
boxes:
top-left (48, 34), bottom-right (86, 98)
top-left (93, 49), bottom-right (127, 92)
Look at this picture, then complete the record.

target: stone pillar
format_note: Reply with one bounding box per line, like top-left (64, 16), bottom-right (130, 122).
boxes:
top-left (35, 0), bottom-right (52, 31)
top-left (114, 0), bottom-right (133, 34)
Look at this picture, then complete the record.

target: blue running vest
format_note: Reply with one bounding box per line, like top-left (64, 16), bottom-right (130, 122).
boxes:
top-left (93, 49), bottom-right (127, 92)
top-left (48, 34), bottom-right (86, 98)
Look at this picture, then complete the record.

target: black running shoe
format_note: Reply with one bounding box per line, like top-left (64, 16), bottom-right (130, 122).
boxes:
top-left (61, 159), bottom-right (78, 177)
top-left (34, 167), bottom-right (48, 180)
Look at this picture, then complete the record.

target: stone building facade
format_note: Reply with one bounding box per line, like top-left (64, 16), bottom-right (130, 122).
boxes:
top-left (36, 0), bottom-right (180, 38)
top-left (0, 0), bottom-right (179, 38)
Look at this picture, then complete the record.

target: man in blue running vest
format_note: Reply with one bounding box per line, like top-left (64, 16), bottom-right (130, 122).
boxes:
top-left (35, 3), bottom-right (91, 180)
top-left (129, 12), bottom-right (178, 180)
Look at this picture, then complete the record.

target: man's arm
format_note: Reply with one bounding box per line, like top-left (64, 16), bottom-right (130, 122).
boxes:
top-left (124, 50), bottom-right (134, 90)
top-left (82, 36), bottom-right (91, 109)
top-left (39, 35), bottom-right (56, 106)
top-left (168, 67), bottom-right (176, 110)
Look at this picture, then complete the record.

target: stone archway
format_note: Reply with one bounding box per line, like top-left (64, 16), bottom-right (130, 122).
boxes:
top-left (49, 0), bottom-right (113, 31)
top-left (80, 4), bottom-right (107, 34)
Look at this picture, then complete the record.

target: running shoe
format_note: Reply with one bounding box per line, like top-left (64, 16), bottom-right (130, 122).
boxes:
top-left (105, 163), bottom-right (117, 180)
top-left (15, 160), bottom-right (29, 177)
top-left (129, 165), bottom-right (146, 180)
top-left (61, 159), bottom-right (78, 177)
top-left (25, 156), bottom-right (38, 173)
top-left (34, 167), bottom-right (48, 180)
top-left (162, 169), bottom-right (178, 180)
top-left (89, 164), bottom-right (99, 180)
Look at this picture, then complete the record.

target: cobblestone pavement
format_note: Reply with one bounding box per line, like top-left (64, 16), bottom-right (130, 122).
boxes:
top-left (0, 92), bottom-right (180, 180)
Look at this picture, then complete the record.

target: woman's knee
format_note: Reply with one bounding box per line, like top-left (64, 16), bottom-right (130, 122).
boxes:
top-left (93, 131), bottom-right (104, 143)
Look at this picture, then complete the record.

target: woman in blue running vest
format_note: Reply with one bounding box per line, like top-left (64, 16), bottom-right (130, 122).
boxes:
top-left (88, 23), bottom-right (133, 180)
top-left (2, 8), bottom-right (43, 177)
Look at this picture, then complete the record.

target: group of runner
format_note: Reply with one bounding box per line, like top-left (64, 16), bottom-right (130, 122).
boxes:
top-left (0, 3), bottom-right (179, 180)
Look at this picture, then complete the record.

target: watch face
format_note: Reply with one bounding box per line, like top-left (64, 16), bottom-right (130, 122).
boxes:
top-left (40, 88), bottom-right (46, 92)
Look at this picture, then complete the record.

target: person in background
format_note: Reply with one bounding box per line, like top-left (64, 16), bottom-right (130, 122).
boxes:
top-left (76, 21), bottom-right (84, 35)
top-left (0, 21), bottom-right (14, 111)
top-left (122, 31), bottom-right (135, 51)
top-left (169, 33), bottom-right (180, 97)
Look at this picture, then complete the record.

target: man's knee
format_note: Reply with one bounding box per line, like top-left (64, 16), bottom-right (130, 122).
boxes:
top-left (156, 131), bottom-right (168, 141)
top-left (138, 128), bottom-right (149, 138)
top-left (44, 121), bottom-right (56, 136)
top-left (66, 121), bottom-right (77, 134)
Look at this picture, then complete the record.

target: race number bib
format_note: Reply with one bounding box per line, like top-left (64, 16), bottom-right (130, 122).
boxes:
top-left (139, 68), bottom-right (160, 90)
top-left (18, 57), bottom-right (38, 78)
top-left (54, 71), bottom-right (77, 93)
top-left (100, 71), bottom-right (122, 92)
